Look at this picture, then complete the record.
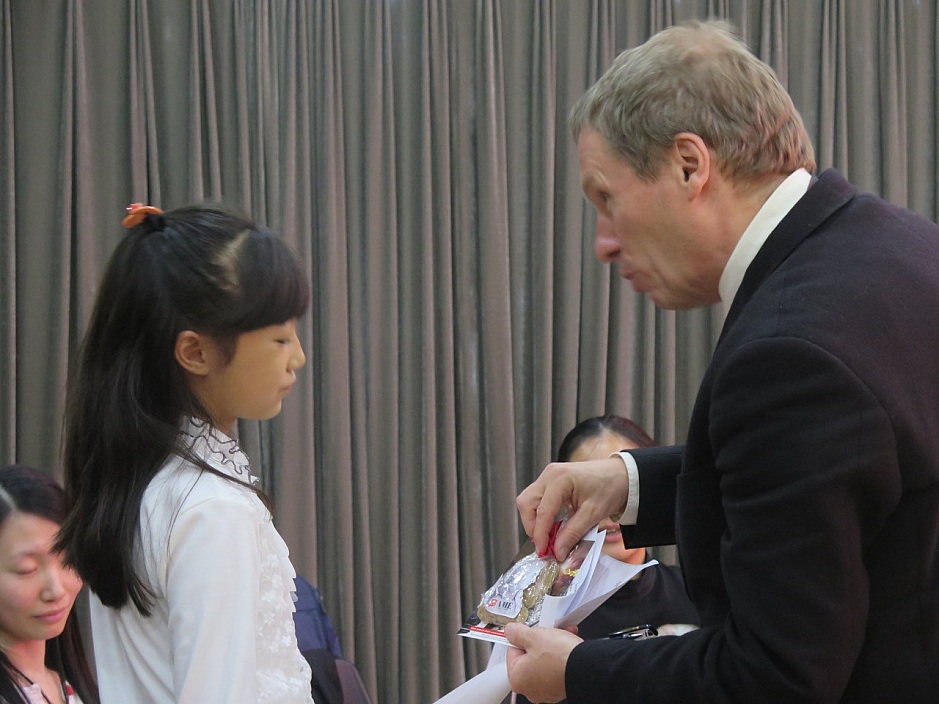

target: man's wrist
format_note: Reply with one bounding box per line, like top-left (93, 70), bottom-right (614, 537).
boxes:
top-left (612, 451), bottom-right (640, 525)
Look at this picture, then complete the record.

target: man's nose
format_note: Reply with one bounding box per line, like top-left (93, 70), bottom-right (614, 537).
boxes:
top-left (594, 214), bottom-right (620, 263)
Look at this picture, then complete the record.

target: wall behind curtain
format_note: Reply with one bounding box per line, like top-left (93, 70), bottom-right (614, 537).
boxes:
top-left (2, 1), bottom-right (937, 701)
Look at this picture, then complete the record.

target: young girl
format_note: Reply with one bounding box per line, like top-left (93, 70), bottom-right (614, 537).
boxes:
top-left (56, 204), bottom-right (315, 703)
top-left (0, 464), bottom-right (99, 704)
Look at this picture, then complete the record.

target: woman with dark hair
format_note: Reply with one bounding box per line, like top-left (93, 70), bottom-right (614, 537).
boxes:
top-left (57, 203), bottom-right (314, 703)
top-left (554, 415), bottom-right (698, 639)
top-left (556, 414), bottom-right (655, 463)
top-left (0, 464), bottom-right (98, 704)
top-left (556, 415), bottom-right (655, 570)
top-left (516, 415), bottom-right (698, 704)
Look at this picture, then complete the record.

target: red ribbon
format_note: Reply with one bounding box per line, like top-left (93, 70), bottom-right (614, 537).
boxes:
top-left (121, 202), bottom-right (164, 228)
top-left (537, 520), bottom-right (563, 559)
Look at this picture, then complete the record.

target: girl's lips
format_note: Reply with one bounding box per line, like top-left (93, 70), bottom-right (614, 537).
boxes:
top-left (602, 525), bottom-right (622, 543)
top-left (36, 607), bottom-right (69, 623)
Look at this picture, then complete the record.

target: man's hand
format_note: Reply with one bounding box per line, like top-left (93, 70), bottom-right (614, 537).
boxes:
top-left (505, 623), bottom-right (583, 703)
top-left (516, 457), bottom-right (628, 560)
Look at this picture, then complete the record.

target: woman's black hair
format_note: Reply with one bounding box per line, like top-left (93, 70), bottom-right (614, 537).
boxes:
top-left (57, 203), bottom-right (310, 615)
top-left (556, 414), bottom-right (656, 462)
top-left (0, 465), bottom-right (100, 704)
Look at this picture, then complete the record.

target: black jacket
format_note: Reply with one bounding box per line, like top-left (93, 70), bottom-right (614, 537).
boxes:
top-left (567, 170), bottom-right (939, 703)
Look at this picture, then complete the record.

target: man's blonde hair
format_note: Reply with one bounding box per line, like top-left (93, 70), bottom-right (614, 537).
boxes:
top-left (570, 20), bottom-right (815, 182)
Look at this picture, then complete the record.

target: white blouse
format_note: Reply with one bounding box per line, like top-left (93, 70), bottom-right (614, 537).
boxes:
top-left (90, 419), bottom-right (314, 704)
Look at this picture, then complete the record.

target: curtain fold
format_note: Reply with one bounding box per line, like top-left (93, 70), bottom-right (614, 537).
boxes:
top-left (129, 0), bottom-right (161, 203)
top-left (4, 2), bottom-right (939, 701)
top-left (818, 0), bottom-right (849, 175)
top-left (0, 0), bottom-right (12, 460)
top-left (879, 0), bottom-right (907, 206)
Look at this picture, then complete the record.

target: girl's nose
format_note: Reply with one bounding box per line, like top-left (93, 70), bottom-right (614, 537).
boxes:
top-left (291, 337), bottom-right (307, 371)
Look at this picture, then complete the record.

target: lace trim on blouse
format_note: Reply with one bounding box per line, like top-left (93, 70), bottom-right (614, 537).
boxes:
top-left (183, 418), bottom-right (314, 703)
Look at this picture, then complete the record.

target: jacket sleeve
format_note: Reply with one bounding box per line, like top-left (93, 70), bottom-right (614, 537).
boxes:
top-left (621, 445), bottom-right (684, 548)
top-left (566, 336), bottom-right (899, 703)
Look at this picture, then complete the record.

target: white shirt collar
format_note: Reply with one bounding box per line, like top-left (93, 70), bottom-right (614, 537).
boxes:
top-left (718, 168), bottom-right (812, 309)
top-left (182, 417), bottom-right (259, 485)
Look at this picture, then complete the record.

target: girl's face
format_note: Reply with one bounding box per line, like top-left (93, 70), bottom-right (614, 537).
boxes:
top-left (567, 431), bottom-right (646, 565)
top-left (194, 319), bottom-right (307, 434)
top-left (0, 512), bottom-right (82, 650)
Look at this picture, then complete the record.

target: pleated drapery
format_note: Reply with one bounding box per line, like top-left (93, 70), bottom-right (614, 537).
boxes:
top-left (3, 2), bottom-right (939, 702)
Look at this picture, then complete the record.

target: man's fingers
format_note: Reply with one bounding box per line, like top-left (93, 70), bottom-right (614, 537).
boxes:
top-left (553, 507), bottom-right (599, 561)
top-left (515, 483), bottom-right (542, 538)
top-left (505, 625), bottom-right (582, 702)
top-left (532, 490), bottom-right (564, 555)
top-left (518, 458), bottom-right (629, 556)
top-left (504, 622), bottom-right (531, 650)
top-left (518, 468), bottom-right (570, 553)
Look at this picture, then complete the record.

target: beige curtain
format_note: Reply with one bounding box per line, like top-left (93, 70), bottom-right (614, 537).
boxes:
top-left (0, 0), bottom-right (12, 455)
top-left (3, 1), bottom-right (938, 701)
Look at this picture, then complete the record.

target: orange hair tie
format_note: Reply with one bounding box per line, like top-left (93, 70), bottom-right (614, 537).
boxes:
top-left (122, 202), bottom-right (164, 229)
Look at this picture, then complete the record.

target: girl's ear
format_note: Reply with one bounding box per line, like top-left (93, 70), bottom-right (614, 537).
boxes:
top-left (175, 330), bottom-right (213, 376)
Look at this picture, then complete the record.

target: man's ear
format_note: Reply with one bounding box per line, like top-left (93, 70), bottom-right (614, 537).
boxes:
top-left (175, 330), bottom-right (214, 376)
top-left (672, 132), bottom-right (710, 196)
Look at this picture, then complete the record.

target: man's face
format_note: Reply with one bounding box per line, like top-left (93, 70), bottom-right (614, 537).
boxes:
top-left (577, 128), bottom-right (720, 310)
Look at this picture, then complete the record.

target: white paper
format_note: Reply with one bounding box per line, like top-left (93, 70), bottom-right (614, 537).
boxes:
top-left (556, 554), bottom-right (656, 628)
top-left (431, 644), bottom-right (516, 704)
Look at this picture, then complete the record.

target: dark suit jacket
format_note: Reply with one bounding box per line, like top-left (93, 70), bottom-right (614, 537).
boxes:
top-left (566, 170), bottom-right (939, 703)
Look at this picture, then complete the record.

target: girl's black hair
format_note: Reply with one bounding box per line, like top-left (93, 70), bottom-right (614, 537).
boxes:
top-left (556, 414), bottom-right (656, 462)
top-left (57, 204), bottom-right (310, 615)
top-left (0, 465), bottom-right (99, 704)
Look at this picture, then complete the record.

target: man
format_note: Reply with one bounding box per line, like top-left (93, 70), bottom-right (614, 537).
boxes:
top-left (505, 20), bottom-right (939, 703)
